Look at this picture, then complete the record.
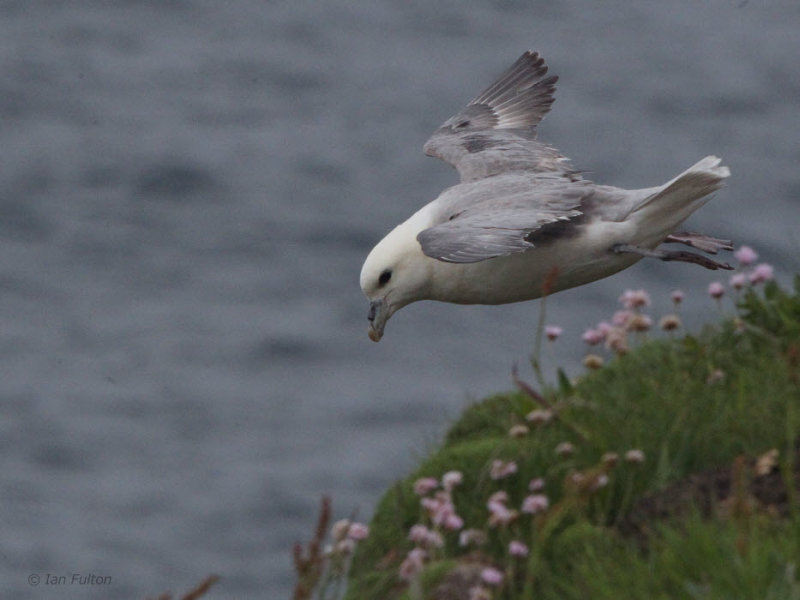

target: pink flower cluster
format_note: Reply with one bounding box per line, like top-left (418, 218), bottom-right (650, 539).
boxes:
top-left (578, 288), bottom-right (660, 359)
top-left (487, 480), bottom-right (550, 527)
top-left (408, 524), bottom-right (443, 548)
top-left (328, 519), bottom-right (370, 556)
top-left (489, 459), bottom-right (518, 480)
top-left (749, 263), bottom-right (774, 284)
top-left (707, 245), bottom-right (774, 301)
top-left (625, 449), bottom-right (646, 464)
top-left (480, 566), bottom-right (504, 585)
top-left (400, 470), bottom-right (466, 580)
top-left (526, 408), bottom-right (554, 425)
top-left (458, 528), bottom-right (487, 547)
top-left (577, 247), bottom-right (775, 370)
top-left (467, 567), bottom-right (506, 600)
top-left (708, 281), bottom-right (725, 300)
top-left (399, 547), bottom-right (427, 581)
top-left (487, 490), bottom-right (518, 527)
top-left (401, 468), bottom-right (553, 583)
top-left (521, 493), bottom-right (550, 514)
top-left (420, 491), bottom-right (464, 531)
top-left (734, 245), bottom-right (758, 266)
top-left (618, 289), bottom-right (651, 309)
top-left (419, 488), bottom-right (464, 531)
top-left (545, 325), bottom-right (563, 341)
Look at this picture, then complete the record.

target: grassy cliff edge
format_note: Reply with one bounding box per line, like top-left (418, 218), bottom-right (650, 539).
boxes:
top-left (344, 278), bottom-right (800, 600)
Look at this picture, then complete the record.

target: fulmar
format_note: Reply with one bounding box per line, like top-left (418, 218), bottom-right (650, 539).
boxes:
top-left (360, 51), bottom-right (732, 342)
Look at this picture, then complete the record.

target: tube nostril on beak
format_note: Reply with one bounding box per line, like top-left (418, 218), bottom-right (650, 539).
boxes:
top-left (368, 303), bottom-right (377, 322)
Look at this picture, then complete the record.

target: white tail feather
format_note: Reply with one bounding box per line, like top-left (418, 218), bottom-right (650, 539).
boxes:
top-left (630, 156), bottom-right (729, 223)
top-left (624, 156), bottom-right (729, 249)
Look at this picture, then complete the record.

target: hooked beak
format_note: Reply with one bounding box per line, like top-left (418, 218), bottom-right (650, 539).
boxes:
top-left (367, 299), bottom-right (387, 342)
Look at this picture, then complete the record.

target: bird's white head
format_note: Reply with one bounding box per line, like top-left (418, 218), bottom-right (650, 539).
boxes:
top-left (360, 220), bottom-right (432, 342)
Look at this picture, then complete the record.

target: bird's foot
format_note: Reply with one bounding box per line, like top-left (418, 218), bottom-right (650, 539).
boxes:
top-left (612, 243), bottom-right (734, 270)
top-left (664, 231), bottom-right (733, 254)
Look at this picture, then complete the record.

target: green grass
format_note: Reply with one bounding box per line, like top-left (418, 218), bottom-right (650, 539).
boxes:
top-left (344, 278), bottom-right (800, 600)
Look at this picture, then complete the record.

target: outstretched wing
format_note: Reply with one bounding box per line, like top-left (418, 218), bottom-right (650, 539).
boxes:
top-left (423, 51), bottom-right (576, 183)
top-left (417, 176), bottom-right (589, 263)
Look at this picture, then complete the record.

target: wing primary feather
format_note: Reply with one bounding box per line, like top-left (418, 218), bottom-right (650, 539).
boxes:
top-left (422, 50), bottom-right (574, 181)
top-left (471, 51), bottom-right (548, 106)
top-left (492, 75), bottom-right (557, 112)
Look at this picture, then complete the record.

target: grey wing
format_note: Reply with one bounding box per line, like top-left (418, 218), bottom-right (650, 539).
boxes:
top-left (417, 178), bottom-right (588, 264)
top-left (423, 51), bottom-right (576, 182)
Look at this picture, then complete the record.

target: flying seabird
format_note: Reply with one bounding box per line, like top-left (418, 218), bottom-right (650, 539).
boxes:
top-left (360, 51), bottom-right (732, 342)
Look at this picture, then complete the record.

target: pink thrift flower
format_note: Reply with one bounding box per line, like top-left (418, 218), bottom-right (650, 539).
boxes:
top-left (444, 512), bottom-right (464, 531)
top-left (331, 519), bottom-right (350, 542)
top-left (408, 524), bottom-right (430, 543)
top-left (428, 493), bottom-right (457, 527)
top-left (659, 314), bottom-right (682, 332)
top-left (413, 477), bottom-right (438, 496)
top-left (612, 310), bottom-right (633, 327)
top-left (408, 547), bottom-right (427, 561)
top-left (583, 353), bottom-right (604, 370)
top-left (528, 477), bottom-right (545, 491)
top-left (347, 522), bottom-right (369, 540)
top-left (489, 459), bottom-right (518, 480)
top-left (424, 529), bottom-right (444, 548)
top-left (486, 498), bottom-right (508, 514)
top-left (596, 321), bottom-right (613, 335)
top-left (601, 452), bottom-right (619, 467)
top-left (590, 474), bottom-right (610, 491)
top-left (486, 491), bottom-right (517, 526)
top-left (459, 528), bottom-right (487, 547)
top-left (480, 567), bottom-right (505, 586)
top-left (582, 328), bottom-right (605, 346)
top-left (626, 313), bottom-right (653, 332)
top-left (729, 273), bottom-right (748, 290)
top-left (487, 490), bottom-right (509, 506)
top-left (488, 505), bottom-right (518, 527)
top-left (749, 263), bottom-right (774, 284)
top-left (545, 325), bottom-right (563, 341)
top-left (420, 496), bottom-right (441, 515)
top-left (619, 289), bottom-right (651, 309)
top-left (508, 423), bottom-right (529, 438)
top-left (708, 281), bottom-right (725, 299)
top-left (335, 538), bottom-right (355, 555)
top-left (468, 585), bottom-right (492, 600)
top-left (555, 441), bottom-right (575, 457)
top-left (525, 408), bottom-right (554, 425)
top-left (521, 494), bottom-right (550, 514)
top-left (569, 472), bottom-right (586, 487)
top-left (605, 328), bottom-right (629, 354)
top-left (441, 470), bottom-right (463, 491)
top-left (670, 289), bottom-right (685, 305)
top-left (398, 548), bottom-right (427, 580)
top-left (509, 540), bottom-right (529, 557)
top-left (734, 245), bottom-right (758, 266)
top-left (625, 449), bottom-right (646, 464)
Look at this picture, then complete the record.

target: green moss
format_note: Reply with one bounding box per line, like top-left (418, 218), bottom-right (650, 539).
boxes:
top-left (345, 279), bottom-right (800, 600)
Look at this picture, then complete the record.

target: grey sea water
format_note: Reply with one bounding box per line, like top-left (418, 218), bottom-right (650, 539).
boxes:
top-left (1, 1), bottom-right (798, 597)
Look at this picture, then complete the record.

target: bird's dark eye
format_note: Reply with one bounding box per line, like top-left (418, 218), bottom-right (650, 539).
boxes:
top-left (378, 269), bottom-right (392, 287)
top-left (454, 120), bottom-right (470, 130)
